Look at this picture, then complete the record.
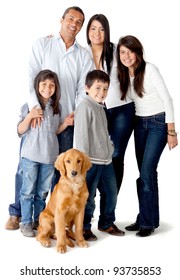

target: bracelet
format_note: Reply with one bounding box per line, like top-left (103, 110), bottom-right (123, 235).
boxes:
top-left (167, 129), bottom-right (175, 133)
top-left (167, 132), bottom-right (177, 137)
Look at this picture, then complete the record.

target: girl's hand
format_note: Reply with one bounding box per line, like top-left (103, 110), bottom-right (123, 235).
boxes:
top-left (56, 112), bottom-right (74, 134)
top-left (64, 112), bottom-right (74, 126)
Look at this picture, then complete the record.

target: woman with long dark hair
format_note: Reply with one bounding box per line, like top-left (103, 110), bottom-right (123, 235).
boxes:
top-left (86, 15), bottom-right (135, 192)
top-left (117, 35), bottom-right (178, 237)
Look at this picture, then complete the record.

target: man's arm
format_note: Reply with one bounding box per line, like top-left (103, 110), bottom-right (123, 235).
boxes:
top-left (75, 49), bottom-right (93, 106)
top-left (28, 37), bottom-right (45, 127)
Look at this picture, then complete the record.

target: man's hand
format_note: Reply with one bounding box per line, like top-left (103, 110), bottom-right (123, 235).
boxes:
top-left (30, 107), bottom-right (44, 128)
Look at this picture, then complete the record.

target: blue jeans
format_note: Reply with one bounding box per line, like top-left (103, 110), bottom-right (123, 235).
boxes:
top-left (51, 126), bottom-right (74, 191)
top-left (20, 158), bottom-right (54, 224)
top-left (83, 163), bottom-right (117, 230)
top-left (8, 126), bottom-right (74, 216)
top-left (134, 113), bottom-right (167, 229)
top-left (8, 138), bottom-right (24, 217)
top-left (105, 102), bottom-right (135, 191)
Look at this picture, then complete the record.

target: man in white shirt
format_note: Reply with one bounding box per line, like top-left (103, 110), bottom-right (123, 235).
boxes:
top-left (5, 6), bottom-right (93, 230)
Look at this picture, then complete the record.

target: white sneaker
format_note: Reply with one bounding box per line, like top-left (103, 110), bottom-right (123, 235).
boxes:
top-left (20, 223), bottom-right (35, 237)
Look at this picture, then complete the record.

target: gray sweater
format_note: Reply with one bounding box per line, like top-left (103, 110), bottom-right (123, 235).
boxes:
top-left (73, 95), bottom-right (114, 165)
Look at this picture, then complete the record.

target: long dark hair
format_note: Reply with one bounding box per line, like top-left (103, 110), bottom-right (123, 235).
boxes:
top-left (34, 69), bottom-right (60, 115)
top-left (86, 14), bottom-right (114, 75)
top-left (117, 35), bottom-right (146, 100)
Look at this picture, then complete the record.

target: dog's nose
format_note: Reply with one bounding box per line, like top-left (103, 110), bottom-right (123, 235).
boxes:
top-left (71, 171), bottom-right (77, 177)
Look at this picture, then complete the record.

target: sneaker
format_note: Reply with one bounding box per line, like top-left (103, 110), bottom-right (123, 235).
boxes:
top-left (83, 230), bottom-right (98, 241)
top-left (32, 221), bottom-right (39, 230)
top-left (20, 223), bottom-right (35, 237)
top-left (5, 216), bottom-right (20, 230)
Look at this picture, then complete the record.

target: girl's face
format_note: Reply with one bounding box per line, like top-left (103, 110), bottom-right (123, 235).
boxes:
top-left (39, 79), bottom-right (56, 102)
top-left (88, 20), bottom-right (105, 45)
top-left (119, 45), bottom-right (137, 70)
top-left (86, 80), bottom-right (109, 103)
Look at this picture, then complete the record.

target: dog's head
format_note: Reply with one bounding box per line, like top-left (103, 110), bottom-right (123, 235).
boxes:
top-left (55, 148), bottom-right (92, 180)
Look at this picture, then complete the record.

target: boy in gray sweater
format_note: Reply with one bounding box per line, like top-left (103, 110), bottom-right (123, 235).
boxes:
top-left (73, 70), bottom-right (125, 240)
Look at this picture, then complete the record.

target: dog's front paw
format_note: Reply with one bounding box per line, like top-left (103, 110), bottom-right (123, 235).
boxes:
top-left (77, 239), bottom-right (88, 248)
top-left (56, 244), bottom-right (67, 253)
top-left (37, 237), bottom-right (51, 247)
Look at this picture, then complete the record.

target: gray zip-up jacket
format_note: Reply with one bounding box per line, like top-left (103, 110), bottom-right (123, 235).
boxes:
top-left (73, 95), bottom-right (114, 165)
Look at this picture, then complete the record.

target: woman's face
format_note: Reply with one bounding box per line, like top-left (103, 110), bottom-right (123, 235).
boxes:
top-left (119, 45), bottom-right (137, 69)
top-left (88, 20), bottom-right (105, 45)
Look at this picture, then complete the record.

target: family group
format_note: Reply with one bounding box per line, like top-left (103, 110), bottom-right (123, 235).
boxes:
top-left (5, 6), bottom-right (178, 240)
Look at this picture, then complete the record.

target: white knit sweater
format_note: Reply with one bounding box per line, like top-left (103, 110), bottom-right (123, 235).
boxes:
top-left (128, 62), bottom-right (174, 123)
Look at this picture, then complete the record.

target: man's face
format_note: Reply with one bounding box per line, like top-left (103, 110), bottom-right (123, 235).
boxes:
top-left (60, 9), bottom-right (84, 40)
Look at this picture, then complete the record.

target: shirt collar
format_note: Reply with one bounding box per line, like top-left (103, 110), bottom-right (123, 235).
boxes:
top-left (55, 33), bottom-right (79, 49)
top-left (86, 95), bottom-right (105, 108)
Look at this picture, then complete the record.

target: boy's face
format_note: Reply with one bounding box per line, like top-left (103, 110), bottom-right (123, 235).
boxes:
top-left (85, 80), bottom-right (109, 103)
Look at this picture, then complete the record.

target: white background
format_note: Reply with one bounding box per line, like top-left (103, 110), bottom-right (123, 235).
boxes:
top-left (0, 0), bottom-right (179, 279)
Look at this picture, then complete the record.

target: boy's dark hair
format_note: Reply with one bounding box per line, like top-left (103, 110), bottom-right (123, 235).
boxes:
top-left (62, 6), bottom-right (85, 25)
top-left (34, 69), bottom-right (60, 115)
top-left (85, 70), bottom-right (110, 88)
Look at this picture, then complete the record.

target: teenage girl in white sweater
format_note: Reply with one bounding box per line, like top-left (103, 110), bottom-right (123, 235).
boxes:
top-left (116, 35), bottom-right (178, 237)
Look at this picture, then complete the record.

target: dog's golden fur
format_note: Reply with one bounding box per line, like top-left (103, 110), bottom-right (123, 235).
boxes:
top-left (36, 148), bottom-right (92, 253)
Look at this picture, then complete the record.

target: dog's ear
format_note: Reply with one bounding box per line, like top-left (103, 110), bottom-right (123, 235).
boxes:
top-left (54, 152), bottom-right (66, 176)
top-left (81, 152), bottom-right (92, 176)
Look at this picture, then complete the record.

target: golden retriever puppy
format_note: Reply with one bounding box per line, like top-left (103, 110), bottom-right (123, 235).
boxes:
top-left (36, 148), bottom-right (92, 253)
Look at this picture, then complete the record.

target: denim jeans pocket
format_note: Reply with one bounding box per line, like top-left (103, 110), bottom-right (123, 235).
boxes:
top-left (153, 113), bottom-right (166, 126)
